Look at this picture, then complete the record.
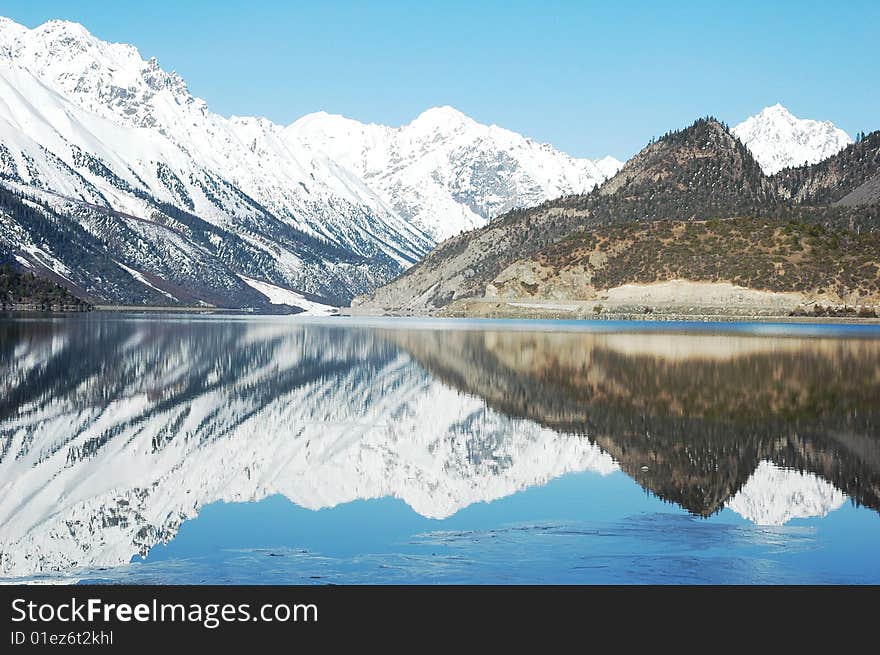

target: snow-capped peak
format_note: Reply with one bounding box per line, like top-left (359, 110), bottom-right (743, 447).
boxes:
top-left (409, 105), bottom-right (475, 132)
top-left (0, 15), bottom-right (433, 305)
top-left (761, 102), bottom-right (796, 118)
top-left (286, 105), bottom-right (623, 240)
top-left (34, 18), bottom-right (93, 39)
top-left (0, 16), bottom-right (205, 130)
top-left (595, 154), bottom-right (625, 180)
top-left (733, 103), bottom-right (852, 174)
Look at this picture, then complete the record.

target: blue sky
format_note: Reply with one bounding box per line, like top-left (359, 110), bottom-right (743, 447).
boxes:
top-left (2, 0), bottom-right (877, 160)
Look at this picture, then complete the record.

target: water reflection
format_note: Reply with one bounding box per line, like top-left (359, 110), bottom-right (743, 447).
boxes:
top-left (0, 316), bottom-right (878, 582)
top-left (386, 328), bottom-right (880, 518)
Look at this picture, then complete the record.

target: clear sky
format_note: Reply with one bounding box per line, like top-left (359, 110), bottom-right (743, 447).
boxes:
top-left (2, 0), bottom-right (877, 160)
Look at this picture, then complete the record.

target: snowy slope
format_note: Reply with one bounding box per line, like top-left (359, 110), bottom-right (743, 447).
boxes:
top-left (239, 275), bottom-right (337, 315)
top-left (733, 104), bottom-right (852, 175)
top-left (0, 16), bottom-right (625, 302)
top-left (288, 106), bottom-right (623, 241)
top-left (0, 17), bottom-right (433, 305)
top-left (0, 17), bottom-right (427, 257)
top-left (725, 460), bottom-right (847, 525)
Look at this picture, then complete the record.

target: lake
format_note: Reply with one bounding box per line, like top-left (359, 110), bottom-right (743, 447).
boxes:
top-left (1, 313), bottom-right (879, 584)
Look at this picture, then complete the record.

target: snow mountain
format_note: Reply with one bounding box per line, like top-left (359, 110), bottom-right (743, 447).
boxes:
top-left (0, 17), bottom-right (434, 308)
top-left (288, 106), bottom-right (623, 241)
top-left (0, 17), bottom-right (858, 308)
top-left (733, 103), bottom-right (852, 175)
top-left (0, 17), bottom-right (623, 306)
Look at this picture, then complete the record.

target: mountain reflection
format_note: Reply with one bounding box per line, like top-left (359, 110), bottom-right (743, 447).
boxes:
top-left (0, 316), bottom-right (878, 580)
top-left (385, 328), bottom-right (880, 518)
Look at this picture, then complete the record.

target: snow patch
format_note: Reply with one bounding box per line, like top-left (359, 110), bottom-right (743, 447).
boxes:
top-left (115, 261), bottom-right (177, 302)
top-left (240, 275), bottom-right (337, 315)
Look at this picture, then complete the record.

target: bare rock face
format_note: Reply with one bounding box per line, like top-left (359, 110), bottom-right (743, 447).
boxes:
top-left (489, 260), bottom-right (596, 301)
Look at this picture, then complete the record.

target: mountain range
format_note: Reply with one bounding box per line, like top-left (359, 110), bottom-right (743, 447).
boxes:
top-left (355, 117), bottom-right (879, 316)
top-left (288, 107), bottom-right (622, 241)
top-left (0, 17), bottom-right (624, 310)
top-left (0, 17), bottom-right (867, 311)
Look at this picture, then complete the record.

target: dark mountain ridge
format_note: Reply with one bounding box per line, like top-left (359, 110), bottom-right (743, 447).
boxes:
top-left (773, 130), bottom-right (880, 205)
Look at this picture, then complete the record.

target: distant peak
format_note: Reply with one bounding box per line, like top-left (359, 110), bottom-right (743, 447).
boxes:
top-left (418, 105), bottom-right (466, 119)
top-left (596, 155), bottom-right (624, 168)
top-left (764, 102), bottom-right (790, 113)
top-left (296, 110), bottom-right (345, 123)
top-left (35, 18), bottom-right (93, 39)
top-left (753, 103), bottom-right (798, 122)
top-left (288, 110), bottom-right (368, 132)
top-left (733, 104), bottom-right (852, 174)
top-left (409, 105), bottom-right (474, 130)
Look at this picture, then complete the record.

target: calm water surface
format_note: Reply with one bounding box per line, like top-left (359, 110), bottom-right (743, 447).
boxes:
top-left (1, 314), bottom-right (879, 584)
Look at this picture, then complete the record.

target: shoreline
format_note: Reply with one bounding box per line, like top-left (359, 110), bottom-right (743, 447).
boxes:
top-left (3, 303), bottom-right (880, 325)
top-left (344, 311), bottom-right (880, 325)
top-left (353, 279), bottom-right (880, 323)
top-left (93, 304), bottom-right (229, 313)
top-left (345, 298), bottom-right (880, 324)
top-left (0, 304), bottom-right (91, 312)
